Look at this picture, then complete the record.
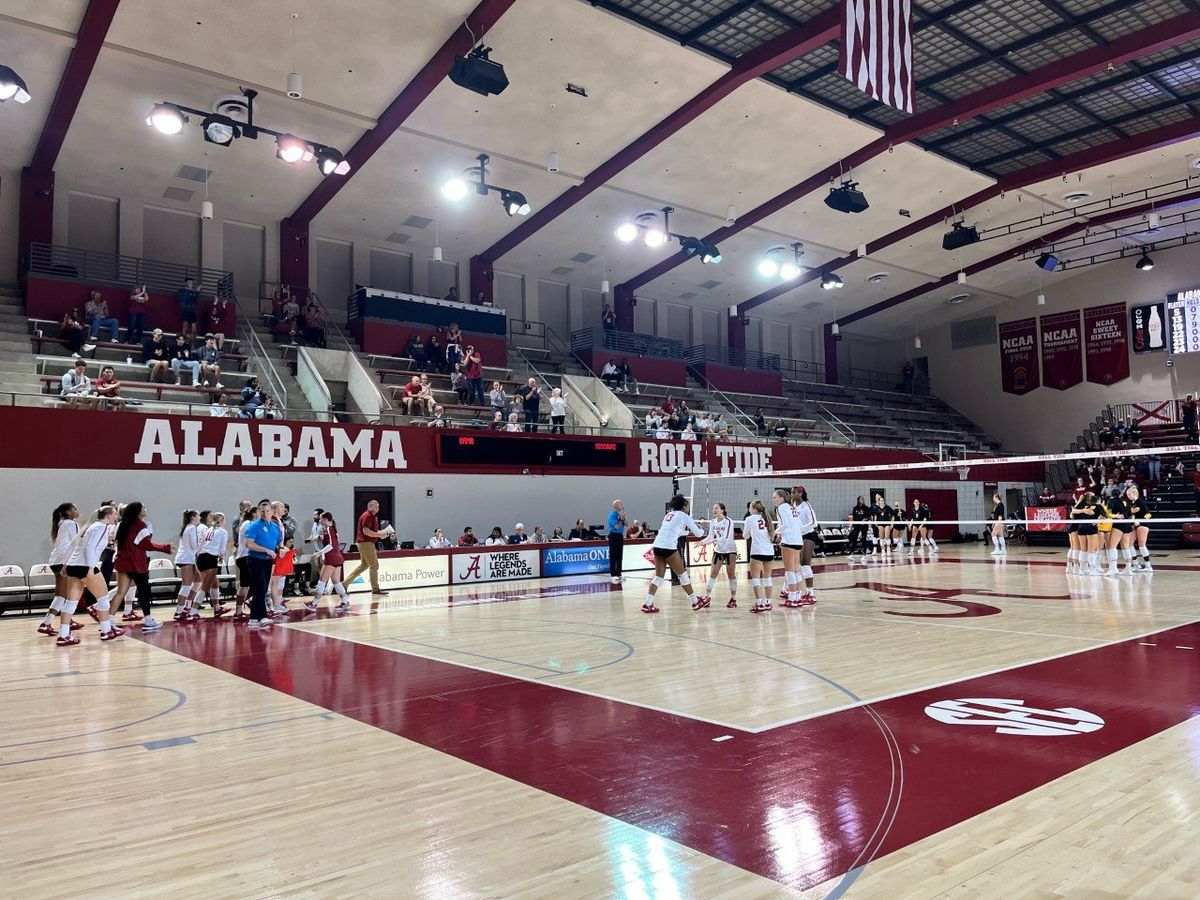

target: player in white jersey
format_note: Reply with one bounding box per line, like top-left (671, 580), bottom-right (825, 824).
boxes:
top-left (773, 488), bottom-right (809, 609)
top-left (791, 486), bottom-right (819, 605)
top-left (698, 503), bottom-right (739, 608)
top-left (173, 509), bottom-right (201, 620)
top-left (196, 513), bottom-right (230, 617)
top-left (643, 495), bottom-right (706, 613)
top-left (744, 500), bottom-right (776, 613)
top-left (60, 505), bottom-right (124, 645)
top-left (37, 503), bottom-right (85, 636)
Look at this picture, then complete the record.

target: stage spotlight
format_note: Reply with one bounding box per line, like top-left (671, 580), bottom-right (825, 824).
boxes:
top-left (275, 134), bottom-right (311, 164)
top-left (643, 227), bottom-right (667, 249)
top-left (701, 244), bottom-right (721, 265)
top-left (441, 177), bottom-right (469, 202)
top-left (820, 273), bottom-right (844, 290)
top-left (0, 65), bottom-right (31, 103)
top-left (449, 45), bottom-right (509, 97)
top-left (614, 222), bottom-right (639, 243)
top-left (780, 260), bottom-right (802, 280)
top-left (824, 181), bottom-right (869, 214)
top-left (942, 222), bottom-right (980, 251)
top-left (681, 236), bottom-right (721, 264)
top-left (1035, 252), bottom-right (1059, 272)
top-left (1135, 252), bottom-right (1154, 271)
top-left (201, 114), bottom-right (241, 147)
top-left (500, 189), bottom-right (531, 217)
top-left (757, 258), bottom-right (779, 278)
top-left (315, 146), bottom-right (350, 176)
top-left (147, 103), bottom-right (187, 135)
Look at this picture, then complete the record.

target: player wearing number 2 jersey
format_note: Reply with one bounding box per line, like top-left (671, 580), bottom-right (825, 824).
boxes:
top-left (744, 500), bottom-right (776, 613)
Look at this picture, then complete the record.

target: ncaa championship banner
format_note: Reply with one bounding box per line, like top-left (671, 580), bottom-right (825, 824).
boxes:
top-left (998, 317), bottom-right (1039, 395)
top-left (1039, 309), bottom-right (1082, 391)
top-left (1084, 302), bottom-right (1130, 386)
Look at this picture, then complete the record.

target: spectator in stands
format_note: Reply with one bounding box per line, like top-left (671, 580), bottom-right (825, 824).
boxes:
top-left (425, 333), bottom-right (444, 374)
top-left (450, 363), bottom-right (469, 405)
top-left (680, 422), bottom-right (697, 441)
top-left (59, 359), bottom-right (94, 409)
top-left (677, 399), bottom-right (691, 423)
top-left (93, 365), bottom-right (126, 412)
top-left (505, 412), bottom-right (522, 432)
top-left (619, 358), bottom-right (638, 396)
top-left (177, 278), bottom-right (200, 340)
top-left (661, 395), bottom-right (675, 416)
top-left (1183, 394), bottom-right (1199, 443)
top-left (401, 376), bottom-right (426, 416)
top-left (1113, 419), bottom-right (1128, 445)
top-left (276, 294), bottom-right (301, 342)
top-left (773, 419), bottom-right (789, 442)
top-left (509, 523), bottom-right (530, 544)
top-left (1127, 419), bottom-right (1142, 446)
top-left (549, 387), bottom-right (567, 434)
top-left (472, 290), bottom-right (488, 306)
top-left (85, 290), bottom-right (120, 342)
top-left (201, 297), bottom-right (235, 348)
top-left (694, 411), bottom-right (712, 437)
top-left (601, 358), bottom-right (620, 389)
top-left (489, 380), bottom-right (509, 416)
top-left (1193, 462), bottom-right (1200, 514)
top-left (488, 411), bottom-right (505, 430)
top-left (417, 374), bottom-right (435, 415)
top-left (60, 307), bottom-right (94, 357)
top-left (1097, 422), bottom-right (1115, 448)
top-left (210, 392), bottom-right (231, 417)
top-left (427, 528), bottom-right (453, 549)
top-left (550, 527), bottom-right (567, 542)
top-left (444, 287), bottom-right (459, 303)
top-left (128, 283), bottom-right (151, 345)
top-left (1147, 452), bottom-right (1162, 483)
top-left (241, 377), bottom-right (264, 415)
top-left (445, 323), bottom-right (464, 369)
top-left (602, 304), bottom-right (616, 330)
top-left (170, 332), bottom-right (202, 385)
top-left (902, 360), bottom-right (915, 394)
top-left (569, 518), bottom-right (594, 540)
top-left (143, 328), bottom-right (171, 383)
top-left (667, 408), bottom-right (683, 438)
top-left (196, 335), bottom-right (223, 388)
top-left (712, 412), bottom-right (725, 434)
top-left (626, 520), bottom-right (645, 539)
top-left (464, 345), bottom-right (485, 406)
top-left (654, 420), bottom-right (671, 440)
top-left (1037, 486), bottom-right (1056, 504)
top-left (256, 395), bottom-right (279, 420)
top-left (302, 302), bottom-right (326, 348)
top-left (427, 404), bottom-right (449, 428)
top-left (406, 333), bottom-right (427, 371)
top-left (485, 526), bottom-right (506, 546)
top-left (457, 526), bottom-right (478, 546)
top-left (520, 378), bottom-right (542, 433)
top-left (715, 421), bottom-right (731, 441)
top-left (754, 408), bottom-right (767, 435)
top-left (643, 407), bottom-right (662, 437)
top-left (531, 525), bottom-right (548, 543)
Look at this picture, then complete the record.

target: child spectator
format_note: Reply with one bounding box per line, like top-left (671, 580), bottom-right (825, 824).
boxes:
top-left (270, 537), bottom-right (296, 613)
top-left (549, 387), bottom-right (567, 434)
top-left (85, 290), bottom-right (120, 342)
top-left (201, 296), bottom-right (235, 348)
top-left (427, 405), bottom-right (449, 428)
top-left (445, 323), bottom-right (464, 370)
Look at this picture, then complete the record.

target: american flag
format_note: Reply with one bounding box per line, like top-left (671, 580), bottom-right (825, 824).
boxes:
top-left (839, 0), bottom-right (914, 114)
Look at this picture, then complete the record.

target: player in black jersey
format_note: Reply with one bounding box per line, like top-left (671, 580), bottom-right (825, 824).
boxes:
top-left (1069, 492), bottom-right (1101, 575)
top-left (873, 494), bottom-right (894, 559)
top-left (1127, 484), bottom-right (1153, 572)
top-left (1103, 488), bottom-right (1135, 575)
top-left (848, 496), bottom-right (870, 560)
top-left (989, 494), bottom-right (1006, 555)
top-left (909, 498), bottom-right (928, 555)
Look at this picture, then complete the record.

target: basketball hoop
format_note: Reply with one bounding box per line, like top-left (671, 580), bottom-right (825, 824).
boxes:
top-left (959, 466), bottom-right (970, 481)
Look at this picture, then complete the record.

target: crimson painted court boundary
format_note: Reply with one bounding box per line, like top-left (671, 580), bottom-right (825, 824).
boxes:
top-left (138, 616), bottom-right (1200, 892)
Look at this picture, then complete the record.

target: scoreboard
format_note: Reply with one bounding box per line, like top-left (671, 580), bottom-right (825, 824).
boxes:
top-left (1167, 288), bottom-right (1200, 355)
top-left (438, 433), bottom-right (628, 468)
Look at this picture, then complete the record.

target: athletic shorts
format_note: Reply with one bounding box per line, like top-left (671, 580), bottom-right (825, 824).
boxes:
top-left (1067, 524), bottom-right (1078, 534)
top-left (894, 522), bottom-right (907, 530)
top-left (180, 310), bottom-right (197, 323)
top-left (750, 553), bottom-right (776, 562)
top-left (50, 564), bottom-right (63, 575)
top-left (652, 547), bottom-right (677, 560)
top-left (196, 552), bottom-right (219, 572)
top-left (66, 565), bottom-right (96, 579)
top-left (713, 552), bottom-right (734, 565)
top-left (1076, 524), bottom-right (1098, 536)
top-left (236, 556), bottom-right (251, 587)
top-left (1113, 522), bottom-right (1134, 534)
top-left (782, 543), bottom-right (804, 551)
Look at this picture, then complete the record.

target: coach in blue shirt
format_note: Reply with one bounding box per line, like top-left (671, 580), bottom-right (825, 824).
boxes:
top-left (243, 499), bottom-right (282, 626)
top-left (607, 499), bottom-right (626, 584)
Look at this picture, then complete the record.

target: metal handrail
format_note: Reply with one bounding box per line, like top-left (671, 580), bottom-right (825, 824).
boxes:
top-left (790, 381), bottom-right (856, 446)
top-left (295, 345), bottom-right (332, 413)
top-left (28, 242), bottom-right (235, 300)
top-left (570, 327), bottom-right (686, 360)
top-left (541, 322), bottom-right (610, 427)
top-left (234, 303), bottom-right (289, 411)
top-left (258, 280), bottom-right (350, 351)
top-left (685, 344), bottom-right (781, 372)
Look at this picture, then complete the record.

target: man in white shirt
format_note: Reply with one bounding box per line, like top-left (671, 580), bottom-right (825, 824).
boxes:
top-left (60, 360), bottom-right (96, 409)
top-left (600, 358), bottom-right (619, 389)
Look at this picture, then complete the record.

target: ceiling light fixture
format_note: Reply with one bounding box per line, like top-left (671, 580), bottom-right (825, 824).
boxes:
top-left (824, 180), bottom-right (869, 214)
top-left (613, 207), bottom-right (720, 264)
top-left (758, 243), bottom-right (804, 280)
top-left (146, 88), bottom-right (349, 176)
top-left (286, 13), bottom-right (303, 99)
top-left (1135, 251), bottom-right (1154, 271)
top-left (820, 272), bottom-right (844, 290)
top-left (0, 65), bottom-right (31, 103)
top-left (441, 153), bottom-right (532, 217)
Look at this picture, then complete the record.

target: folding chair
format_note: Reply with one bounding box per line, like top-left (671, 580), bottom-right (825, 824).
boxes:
top-left (148, 557), bottom-right (181, 603)
top-left (0, 564), bottom-right (29, 613)
top-left (28, 563), bottom-right (57, 612)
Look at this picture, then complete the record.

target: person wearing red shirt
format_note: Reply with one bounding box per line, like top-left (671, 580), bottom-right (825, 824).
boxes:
top-left (200, 297), bottom-right (236, 349)
top-left (457, 527), bottom-right (478, 546)
top-left (112, 501), bottom-right (173, 630)
top-left (464, 345), bottom-right (484, 406)
top-left (343, 500), bottom-right (388, 595)
top-left (400, 375), bottom-right (425, 415)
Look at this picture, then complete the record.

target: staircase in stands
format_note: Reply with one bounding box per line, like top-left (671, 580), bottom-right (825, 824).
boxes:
top-left (0, 281), bottom-right (49, 403)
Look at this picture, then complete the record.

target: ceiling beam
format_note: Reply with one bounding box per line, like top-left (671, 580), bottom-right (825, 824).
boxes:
top-left (838, 187), bottom-right (1200, 327)
top-left (738, 115), bottom-right (1200, 314)
top-left (28, 0), bottom-right (122, 175)
top-left (471, 7), bottom-right (839, 267)
top-left (286, 0), bottom-right (519, 228)
top-left (618, 11), bottom-right (1200, 296)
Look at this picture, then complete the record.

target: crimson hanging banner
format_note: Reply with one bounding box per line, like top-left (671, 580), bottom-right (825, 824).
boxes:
top-left (998, 317), bottom-right (1039, 395)
top-left (1084, 302), bottom-right (1130, 385)
top-left (1039, 309), bottom-right (1083, 391)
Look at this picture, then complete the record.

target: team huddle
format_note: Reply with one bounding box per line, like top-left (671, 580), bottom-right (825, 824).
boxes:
top-left (643, 487), bottom-right (820, 615)
top-left (1063, 485), bottom-right (1154, 575)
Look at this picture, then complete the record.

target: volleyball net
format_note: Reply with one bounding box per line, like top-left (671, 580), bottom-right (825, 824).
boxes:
top-left (681, 442), bottom-right (1200, 536)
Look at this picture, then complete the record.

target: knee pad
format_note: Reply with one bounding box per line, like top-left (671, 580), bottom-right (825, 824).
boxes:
top-left (49, 595), bottom-right (65, 612)
top-left (801, 566), bottom-right (813, 578)
top-left (750, 578), bottom-right (761, 588)
top-left (785, 571), bottom-right (799, 585)
top-left (651, 576), bottom-right (665, 588)
top-left (678, 572), bottom-right (691, 586)
top-left (94, 593), bottom-right (111, 613)
top-left (62, 599), bottom-right (78, 616)
top-left (334, 582), bottom-right (347, 597)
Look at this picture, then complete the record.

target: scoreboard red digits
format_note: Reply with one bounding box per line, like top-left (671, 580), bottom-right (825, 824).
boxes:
top-left (438, 434), bottom-right (627, 468)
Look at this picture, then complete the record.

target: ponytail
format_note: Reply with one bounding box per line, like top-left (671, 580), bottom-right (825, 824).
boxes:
top-left (51, 502), bottom-right (73, 541)
top-left (180, 508), bottom-right (199, 537)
